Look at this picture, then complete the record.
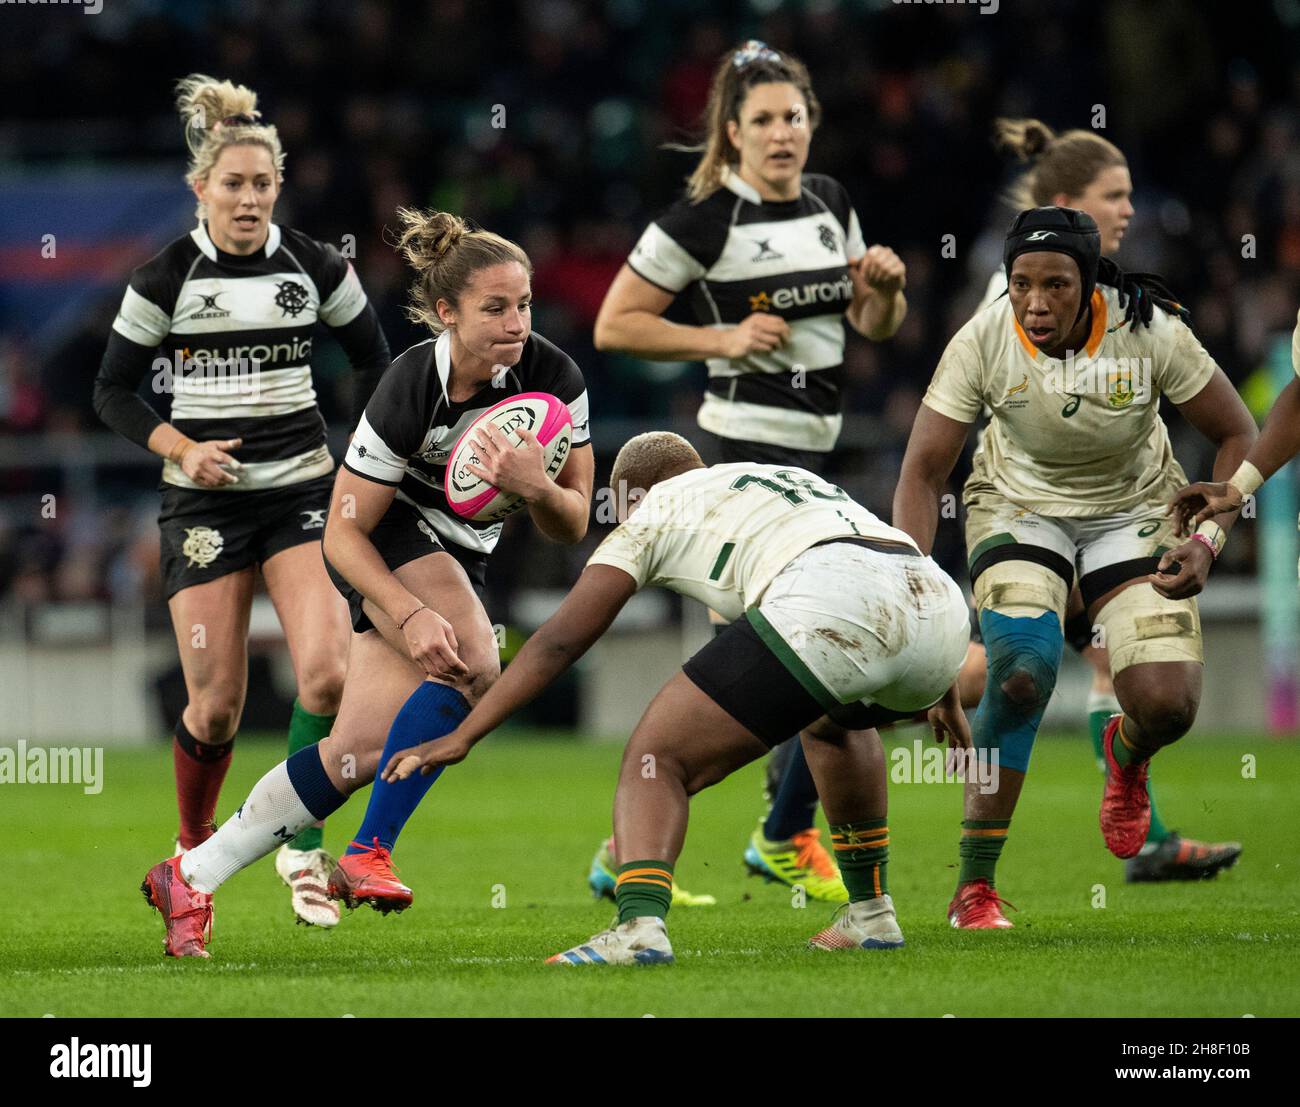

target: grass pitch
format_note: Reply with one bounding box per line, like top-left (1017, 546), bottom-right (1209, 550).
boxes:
top-left (1, 729), bottom-right (1296, 1018)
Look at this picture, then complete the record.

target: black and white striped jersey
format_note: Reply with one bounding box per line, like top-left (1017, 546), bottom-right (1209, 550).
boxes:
top-left (628, 170), bottom-right (866, 452)
top-left (94, 222), bottom-right (390, 491)
top-left (343, 330), bottom-right (592, 556)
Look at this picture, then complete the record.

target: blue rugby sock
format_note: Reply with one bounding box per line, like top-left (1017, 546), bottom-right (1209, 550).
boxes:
top-left (973, 609), bottom-right (1063, 773)
top-left (345, 681), bottom-right (471, 855)
top-left (763, 737), bottom-right (821, 841)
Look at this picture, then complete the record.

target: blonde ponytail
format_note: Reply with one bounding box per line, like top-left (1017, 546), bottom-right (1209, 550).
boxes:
top-left (175, 74), bottom-right (284, 218)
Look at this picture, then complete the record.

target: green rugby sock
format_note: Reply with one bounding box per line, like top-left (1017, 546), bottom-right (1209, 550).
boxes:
top-left (958, 819), bottom-right (1011, 885)
top-left (615, 860), bottom-right (673, 924)
top-left (1095, 709), bottom-right (1170, 845)
top-left (1086, 690), bottom-right (1120, 772)
top-left (286, 699), bottom-right (334, 851)
top-left (1110, 717), bottom-right (1152, 768)
top-left (1144, 780), bottom-right (1170, 845)
top-left (830, 819), bottom-right (889, 901)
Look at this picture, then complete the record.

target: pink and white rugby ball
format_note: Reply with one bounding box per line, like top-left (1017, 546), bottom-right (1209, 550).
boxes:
top-left (445, 392), bottom-right (573, 522)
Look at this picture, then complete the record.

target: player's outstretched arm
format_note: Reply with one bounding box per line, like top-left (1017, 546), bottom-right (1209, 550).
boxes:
top-left (1171, 375), bottom-right (1300, 530)
top-left (892, 404), bottom-right (970, 555)
top-left (1150, 369), bottom-right (1257, 600)
top-left (382, 565), bottom-right (639, 779)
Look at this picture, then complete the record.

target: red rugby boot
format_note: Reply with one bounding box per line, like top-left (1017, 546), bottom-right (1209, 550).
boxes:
top-left (141, 855), bottom-right (213, 959)
top-left (1100, 714), bottom-right (1151, 859)
top-left (327, 839), bottom-right (413, 913)
top-left (947, 879), bottom-right (1016, 929)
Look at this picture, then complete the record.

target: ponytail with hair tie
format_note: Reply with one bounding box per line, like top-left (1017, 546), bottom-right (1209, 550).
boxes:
top-left (214, 112), bottom-right (259, 131)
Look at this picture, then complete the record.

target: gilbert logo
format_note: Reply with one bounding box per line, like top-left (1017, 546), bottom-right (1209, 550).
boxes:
top-left (50, 1038), bottom-right (151, 1088)
top-left (190, 292), bottom-right (231, 320)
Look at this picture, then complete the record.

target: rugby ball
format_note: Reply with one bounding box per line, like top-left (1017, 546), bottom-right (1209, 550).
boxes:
top-left (445, 392), bottom-right (573, 522)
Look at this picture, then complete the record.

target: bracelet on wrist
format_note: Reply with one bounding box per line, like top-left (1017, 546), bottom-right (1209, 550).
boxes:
top-left (1194, 520), bottom-right (1225, 559)
top-left (168, 438), bottom-right (195, 464)
top-left (1190, 532), bottom-right (1219, 561)
top-left (398, 603), bottom-right (428, 631)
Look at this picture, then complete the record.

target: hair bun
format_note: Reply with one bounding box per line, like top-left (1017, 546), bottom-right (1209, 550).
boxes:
top-left (394, 208), bottom-right (469, 274)
top-left (994, 117), bottom-right (1057, 162)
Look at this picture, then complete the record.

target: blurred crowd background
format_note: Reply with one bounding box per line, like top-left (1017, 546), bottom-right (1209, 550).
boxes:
top-left (2, 0), bottom-right (1298, 617)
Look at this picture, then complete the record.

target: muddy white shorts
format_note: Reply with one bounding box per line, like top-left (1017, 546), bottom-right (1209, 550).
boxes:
top-left (748, 539), bottom-right (971, 718)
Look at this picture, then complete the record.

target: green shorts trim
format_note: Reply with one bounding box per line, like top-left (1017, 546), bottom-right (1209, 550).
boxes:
top-left (744, 606), bottom-right (843, 715)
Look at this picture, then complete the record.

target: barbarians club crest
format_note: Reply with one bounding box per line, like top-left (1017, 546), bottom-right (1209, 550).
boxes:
top-left (273, 280), bottom-right (309, 318)
top-left (182, 526), bottom-right (224, 568)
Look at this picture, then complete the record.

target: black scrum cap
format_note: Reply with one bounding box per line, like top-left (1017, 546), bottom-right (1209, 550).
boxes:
top-left (1004, 206), bottom-right (1101, 324)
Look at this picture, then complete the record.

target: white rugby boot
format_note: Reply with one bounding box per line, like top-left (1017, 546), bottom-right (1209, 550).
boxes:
top-left (546, 916), bottom-right (675, 965)
top-left (275, 845), bottom-right (341, 928)
top-left (808, 894), bottom-right (905, 950)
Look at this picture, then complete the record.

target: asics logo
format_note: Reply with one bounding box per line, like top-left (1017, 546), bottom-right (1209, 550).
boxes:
top-left (1024, 230), bottom-right (1058, 242)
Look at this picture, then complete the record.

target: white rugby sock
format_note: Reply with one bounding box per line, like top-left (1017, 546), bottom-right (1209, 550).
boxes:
top-left (1086, 688), bottom-right (1121, 716)
top-left (181, 760), bottom-right (317, 893)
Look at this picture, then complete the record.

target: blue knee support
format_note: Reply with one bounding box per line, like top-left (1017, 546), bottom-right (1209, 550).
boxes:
top-left (973, 609), bottom-right (1063, 774)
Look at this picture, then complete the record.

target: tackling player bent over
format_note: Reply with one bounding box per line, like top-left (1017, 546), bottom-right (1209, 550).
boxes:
top-left (385, 432), bottom-right (972, 964)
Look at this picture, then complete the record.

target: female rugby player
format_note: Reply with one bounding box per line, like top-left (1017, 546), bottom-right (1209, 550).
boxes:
top-left (961, 119), bottom-right (1242, 886)
top-left (384, 432), bottom-right (972, 965)
top-left (141, 209), bottom-right (593, 956)
top-left (95, 75), bottom-right (391, 927)
top-left (894, 206), bottom-right (1256, 928)
top-left (589, 39), bottom-right (907, 902)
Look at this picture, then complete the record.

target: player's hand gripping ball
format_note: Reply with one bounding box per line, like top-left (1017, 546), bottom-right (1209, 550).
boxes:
top-left (444, 392), bottom-right (573, 522)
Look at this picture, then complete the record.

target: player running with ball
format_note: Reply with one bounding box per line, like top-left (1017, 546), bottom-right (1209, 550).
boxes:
top-left (893, 206), bottom-right (1256, 929)
top-left (141, 210), bottom-right (593, 957)
top-left (386, 432), bottom-right (972, 964)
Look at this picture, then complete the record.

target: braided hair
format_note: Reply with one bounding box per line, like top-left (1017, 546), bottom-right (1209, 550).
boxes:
top-left (1096, 258), bottom-right (1189, 330)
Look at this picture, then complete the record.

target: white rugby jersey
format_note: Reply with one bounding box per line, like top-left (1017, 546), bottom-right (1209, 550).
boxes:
top-left (586, 462), bottom-right (914, 619)
top-left (344, 330), bottom-right (591, 556)
top-left (628, 169), bottom-right (866, 452)
top-left (100, 222), bottom-right (382, 491)
top-left (924, 286), bottom-right (1219, 515)
top-left (978, 268), bottom-right (1009, 312)
top-left (1292, 307), bottom-right (1300, 376)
